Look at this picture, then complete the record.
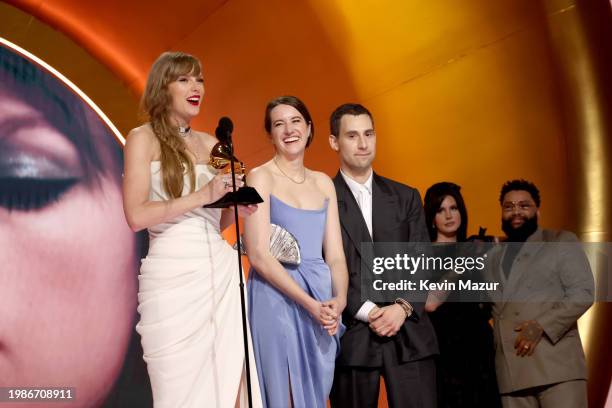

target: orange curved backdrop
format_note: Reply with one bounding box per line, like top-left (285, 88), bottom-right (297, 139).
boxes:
top-left (2, 0), bottom-right (610, 406)
top-left (3, 0), bottom-right (574, 237)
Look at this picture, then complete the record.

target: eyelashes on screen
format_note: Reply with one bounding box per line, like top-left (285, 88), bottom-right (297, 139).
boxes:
top-left (0, 177), bottom-right (79, 211)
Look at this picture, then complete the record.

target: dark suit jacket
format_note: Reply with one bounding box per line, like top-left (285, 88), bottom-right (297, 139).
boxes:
top-left (333, 171), bottom-right (438, 367)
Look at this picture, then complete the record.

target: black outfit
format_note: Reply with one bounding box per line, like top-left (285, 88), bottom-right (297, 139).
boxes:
top-left (330, 172), bottom-right (438, 408)
top-left (428, 244), bottom-right (501, 408)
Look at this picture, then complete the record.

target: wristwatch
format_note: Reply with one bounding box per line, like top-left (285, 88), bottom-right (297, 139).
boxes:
top-left (394, 298), bottom-right (413, 318)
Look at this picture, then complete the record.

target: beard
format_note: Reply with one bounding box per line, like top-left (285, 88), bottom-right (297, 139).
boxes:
top-left (502, 214), bottom-right (538, 242)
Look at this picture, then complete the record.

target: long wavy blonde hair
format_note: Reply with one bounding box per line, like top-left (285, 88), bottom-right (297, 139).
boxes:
top-left (141, 51), bottom-right (201, 198)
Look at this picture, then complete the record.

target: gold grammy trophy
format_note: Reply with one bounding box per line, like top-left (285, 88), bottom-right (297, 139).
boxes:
top-left (203, 122), bottom-right (263, 208)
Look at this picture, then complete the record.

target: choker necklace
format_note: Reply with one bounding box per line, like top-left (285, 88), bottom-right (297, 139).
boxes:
top-left (273, 157), bottom-right (306, 184)
top-left (178, 126), bottom-right (191, 136)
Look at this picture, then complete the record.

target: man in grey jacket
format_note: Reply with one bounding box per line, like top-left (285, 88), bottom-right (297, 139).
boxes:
top-left (486, 179), bottom-right (594, 408)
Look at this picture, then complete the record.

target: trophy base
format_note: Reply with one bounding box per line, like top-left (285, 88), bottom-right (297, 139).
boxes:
top-left (203, 186), bottom-right (264, 208)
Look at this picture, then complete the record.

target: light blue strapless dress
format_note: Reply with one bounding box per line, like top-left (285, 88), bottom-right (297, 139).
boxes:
top-left (248, 194), bottom-right (343, 408)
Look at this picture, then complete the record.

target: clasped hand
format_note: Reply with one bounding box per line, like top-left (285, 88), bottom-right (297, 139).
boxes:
top-left (368, 304), bottom-right (406, 337)
top-left (309, 298), bottom-right (344, 336)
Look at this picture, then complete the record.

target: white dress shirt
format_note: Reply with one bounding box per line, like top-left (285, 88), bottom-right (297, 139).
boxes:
top-left (340, 170), bottom-right (377, 322)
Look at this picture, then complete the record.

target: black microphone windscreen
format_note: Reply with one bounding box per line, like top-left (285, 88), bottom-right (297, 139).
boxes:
top-left (215, 117), bottom-right (234, 143)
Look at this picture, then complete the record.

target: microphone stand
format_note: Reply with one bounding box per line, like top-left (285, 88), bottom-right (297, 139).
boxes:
top-left (227, 136), bottom-right (254, 407)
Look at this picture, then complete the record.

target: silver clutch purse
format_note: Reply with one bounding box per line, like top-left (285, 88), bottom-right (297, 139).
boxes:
top-left (234, 224), bottom-right (301, 266)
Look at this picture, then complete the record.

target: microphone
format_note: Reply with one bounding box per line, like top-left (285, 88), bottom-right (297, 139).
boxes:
top-left (210, 115), bottom-right (258, 407)
top-left (215, 116), bottom-right (233, 145)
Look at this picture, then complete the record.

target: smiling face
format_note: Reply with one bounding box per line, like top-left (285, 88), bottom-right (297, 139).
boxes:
top-left (167, 73), bottom-right (204, 126)
top-left (434, 195), bottom-right (462, 240)
top-left (501, 190), bottom-right (539, 228)
top-left (268, 104), bottom-right (311, 158)
top-left (329, 113), bottom-right (376, 174)
top-left (0, 71), bottom-right (137, 406)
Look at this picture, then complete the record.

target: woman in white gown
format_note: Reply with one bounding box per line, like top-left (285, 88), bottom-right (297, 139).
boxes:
top-left (122, 51), bottom-right (262, 408)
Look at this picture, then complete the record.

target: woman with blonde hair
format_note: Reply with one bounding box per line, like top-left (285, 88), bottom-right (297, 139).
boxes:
top-left (122, 51), bottom-right (261, 407)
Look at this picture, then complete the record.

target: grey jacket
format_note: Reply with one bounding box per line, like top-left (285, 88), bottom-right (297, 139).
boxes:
top-left (484, 228), bottom-right (594, 393)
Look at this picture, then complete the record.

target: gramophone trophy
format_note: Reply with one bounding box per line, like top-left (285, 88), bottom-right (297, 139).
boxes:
top-left (203, 118), bottom-right (263, 208)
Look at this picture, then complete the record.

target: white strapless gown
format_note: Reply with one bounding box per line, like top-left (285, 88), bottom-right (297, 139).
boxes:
top-left (136, 162), bottom-right (262, 408)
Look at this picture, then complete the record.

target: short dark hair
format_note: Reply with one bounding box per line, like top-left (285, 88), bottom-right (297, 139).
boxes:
top-left (264, 95), bottom-right (314, 147)
top-left (424, 182), bottom-right (468, 242)
top-left (499, 179), bottom-right (541, 207)
top-left (329, 103), bottom-right (374, 137)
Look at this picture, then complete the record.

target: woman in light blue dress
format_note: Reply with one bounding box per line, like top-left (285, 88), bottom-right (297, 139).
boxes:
top-left (244, 96), bottom-right (348, 407)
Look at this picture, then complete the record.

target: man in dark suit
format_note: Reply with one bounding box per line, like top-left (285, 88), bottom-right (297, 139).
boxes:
top-left (328, 103), bottom-right (438, 408)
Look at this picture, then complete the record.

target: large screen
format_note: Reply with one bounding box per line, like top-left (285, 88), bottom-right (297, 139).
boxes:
top-left (0, 41), bottom-right (152, 407)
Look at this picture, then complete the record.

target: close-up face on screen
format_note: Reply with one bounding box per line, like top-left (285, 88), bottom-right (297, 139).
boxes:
top-left (1, 1), bottom-right (611, 407)
top-left (0, 45), bottom-right (144, 407)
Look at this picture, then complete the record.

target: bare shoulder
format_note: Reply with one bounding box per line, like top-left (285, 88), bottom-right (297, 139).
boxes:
top-left (125, 123), bottom-right (159, 160)
top-left (310, 170), bottom-right (336, 196)
top-left (248, 161), bottom-right (274, 186)
top-left (126, 123), bottom-right (155, 143)
top-left (193, 130), bottom-right (218, 151)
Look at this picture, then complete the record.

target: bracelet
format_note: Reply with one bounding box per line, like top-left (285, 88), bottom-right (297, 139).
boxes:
top-left (394, 298), bottom-right (413, 318)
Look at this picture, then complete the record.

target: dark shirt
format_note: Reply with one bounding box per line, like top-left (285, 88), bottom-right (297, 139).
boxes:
top-left (502, 242), bottom-right (524, 279)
